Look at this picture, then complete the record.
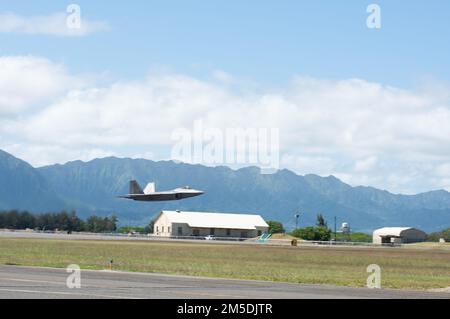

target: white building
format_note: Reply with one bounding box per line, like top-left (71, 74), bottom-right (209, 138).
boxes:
top-left (153, 210), bottom-right (269, 238)
top-left (373, 227), bottom-right (427, 244)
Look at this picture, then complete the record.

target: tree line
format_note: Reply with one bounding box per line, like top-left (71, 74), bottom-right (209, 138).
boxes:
top-left (267, 214), bottom-right (335, 241)
top-left (427, 228), bottom-right (450, 242)
top-left (268, 214), bottom-right (371, 242)
top-left (0, 210), bottom-right (118, 233)
top-left (268, 215), bottom-right (448, 243)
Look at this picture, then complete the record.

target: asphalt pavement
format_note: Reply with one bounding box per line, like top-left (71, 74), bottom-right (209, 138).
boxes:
top-left (0, 265), bottom-right (448, 299)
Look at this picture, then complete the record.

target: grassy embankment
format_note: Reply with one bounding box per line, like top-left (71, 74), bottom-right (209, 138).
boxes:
top-left (0, 238), bottom-right (449, 290)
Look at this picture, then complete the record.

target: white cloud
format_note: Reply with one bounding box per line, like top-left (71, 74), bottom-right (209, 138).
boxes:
top-left (2, 143), bottom-right (116, 168)
top-left (281, 154), bottom-right (336, 175)
top-left (212, 70), bottom-right (233, 84)
top-left (0, 11), bottom-right (109, 37)
top-left (436, 163), bottom-right (450, 176)
top-left (1, 56), bottom-right (450, 193)
top-left (0, 56), bottom-right (84, 115)
top-left (354, 156), bottom-right (378, 172)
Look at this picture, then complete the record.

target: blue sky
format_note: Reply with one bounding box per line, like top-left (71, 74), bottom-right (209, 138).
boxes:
top-left (0, 1), bottom-right (449, 194)
top-left (1, 0), bottom-right (449, 87)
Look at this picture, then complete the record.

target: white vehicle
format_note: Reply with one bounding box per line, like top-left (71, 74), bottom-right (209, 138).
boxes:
top-left (204, 235), bottom-right (216, 241)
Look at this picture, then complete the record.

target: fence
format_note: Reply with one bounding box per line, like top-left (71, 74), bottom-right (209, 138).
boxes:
top-left (0, 229), bottom-right (402, 247)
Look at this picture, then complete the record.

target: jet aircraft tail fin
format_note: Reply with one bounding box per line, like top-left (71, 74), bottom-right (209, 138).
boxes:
top-left (144, 182), bottom-right (156, 194)
top-left (129, 180), bottom-right (144, 195)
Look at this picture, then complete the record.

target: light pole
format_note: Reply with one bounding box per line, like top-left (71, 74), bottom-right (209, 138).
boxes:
top-left (295, 213), bottom-right (301, 230)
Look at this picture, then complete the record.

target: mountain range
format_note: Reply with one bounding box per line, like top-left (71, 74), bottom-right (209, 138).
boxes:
top-left (0, 149), bottom-right (449, 232)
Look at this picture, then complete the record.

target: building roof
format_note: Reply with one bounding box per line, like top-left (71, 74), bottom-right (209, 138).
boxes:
top-left (157, 211), bottom-right (269, 230)
top-left (373, 227), bottom-right (421, 237)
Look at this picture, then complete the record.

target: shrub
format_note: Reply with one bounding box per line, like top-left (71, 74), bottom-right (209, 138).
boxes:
top-left (291, 226), bottom-right (331, 241)
top-left (267, 220), bottom-right (285, 234)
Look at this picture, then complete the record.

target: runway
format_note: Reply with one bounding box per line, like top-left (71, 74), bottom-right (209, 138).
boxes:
top-left (0, 265), bottom-right (448, 299)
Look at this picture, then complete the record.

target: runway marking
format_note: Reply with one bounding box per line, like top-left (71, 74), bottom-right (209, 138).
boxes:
top-left (0, 287), bottom-right (143, 299)
top-left (0, 285), bottom-right (246, 299)
top-left (0, 276), bottom-right (250, 299)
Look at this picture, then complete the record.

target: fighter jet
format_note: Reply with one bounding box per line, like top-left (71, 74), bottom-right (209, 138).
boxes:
top-left (119, 180), bottom-right (204, 202)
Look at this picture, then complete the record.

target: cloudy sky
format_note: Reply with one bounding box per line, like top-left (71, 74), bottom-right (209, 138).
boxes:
top-left (0, 0), bottom-right (449, 194)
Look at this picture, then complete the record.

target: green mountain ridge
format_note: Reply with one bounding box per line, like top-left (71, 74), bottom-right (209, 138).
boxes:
top-left (0, 150), bottom-right (449, 232)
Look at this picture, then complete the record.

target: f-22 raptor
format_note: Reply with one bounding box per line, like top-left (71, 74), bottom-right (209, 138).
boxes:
top-left (119, 180), bottom-right (204, 202)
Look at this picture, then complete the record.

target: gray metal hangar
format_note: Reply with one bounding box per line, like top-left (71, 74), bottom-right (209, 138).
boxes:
top-left (373, 227), bottom-right (427, 244)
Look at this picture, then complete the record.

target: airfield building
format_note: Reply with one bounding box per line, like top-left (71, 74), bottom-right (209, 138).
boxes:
top-left (372, 227), bottom-right (427, 244)
top-left (152, 210), bottom-right (269, 238)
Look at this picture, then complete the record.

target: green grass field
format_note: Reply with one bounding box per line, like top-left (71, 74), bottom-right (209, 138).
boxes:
top-left (0, 238), bottom-right (449, 290)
